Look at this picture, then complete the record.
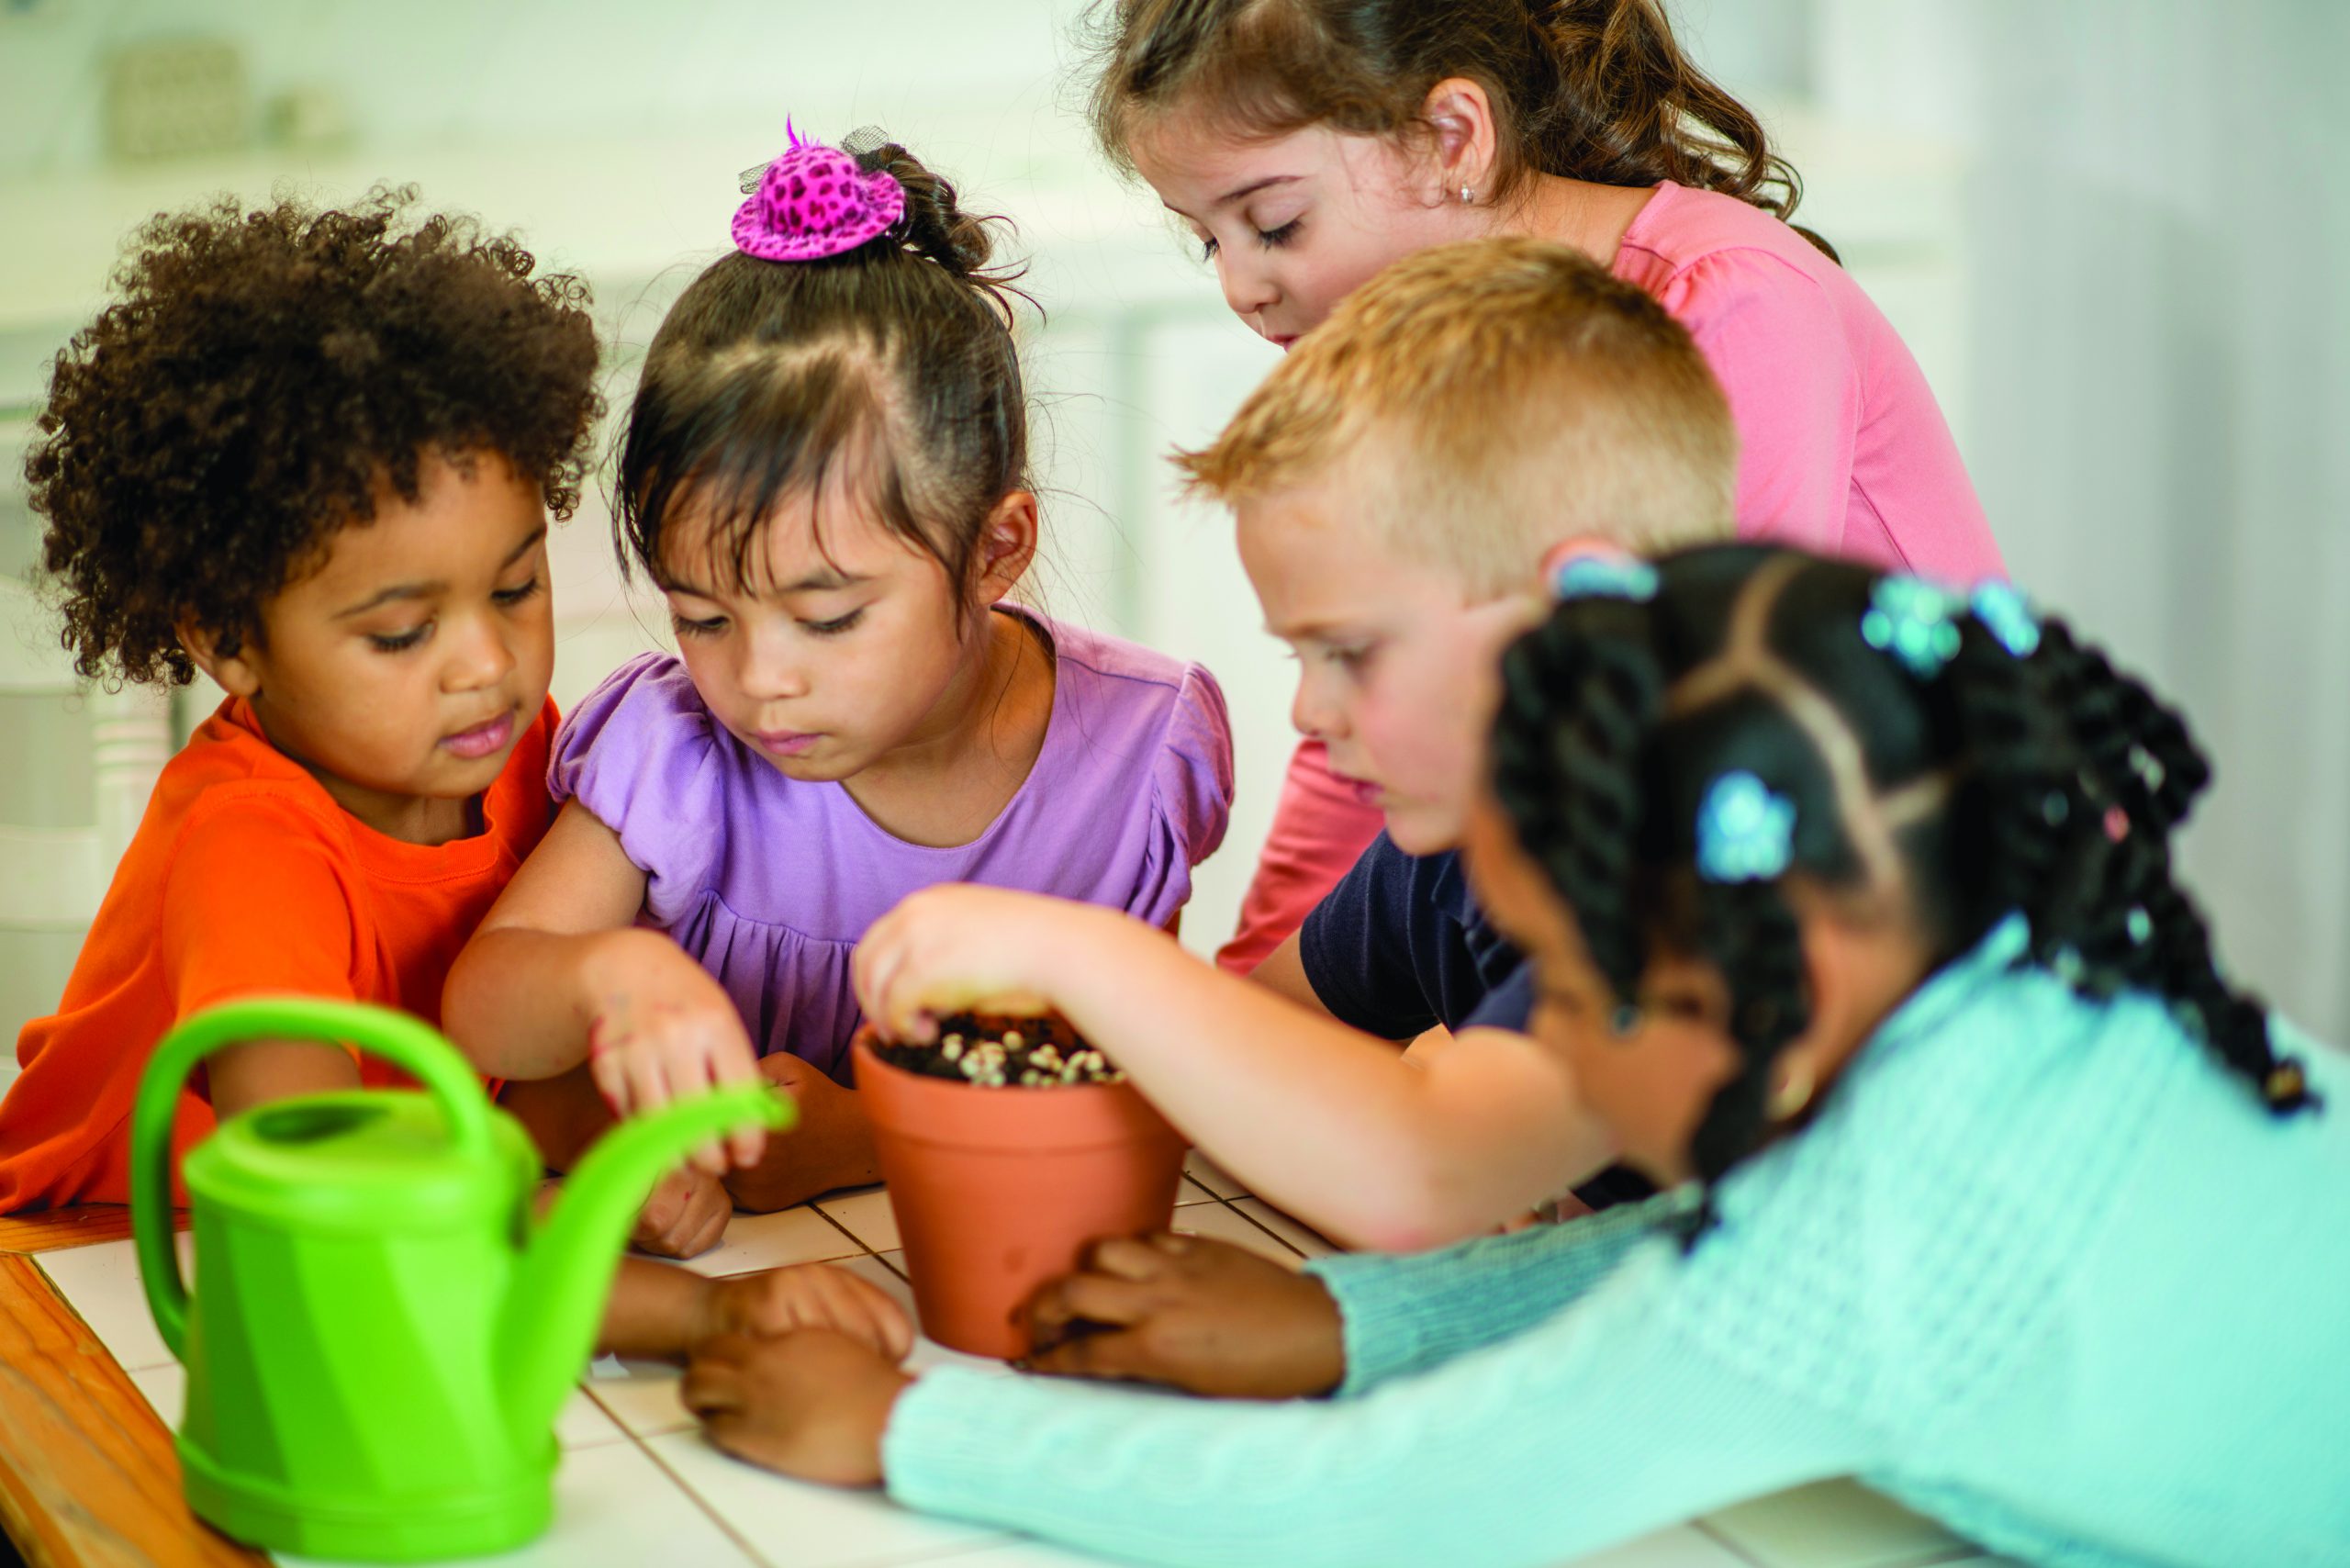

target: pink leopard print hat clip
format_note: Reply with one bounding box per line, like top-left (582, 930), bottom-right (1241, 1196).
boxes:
top-left (733, 121), bottom-right (905, 263)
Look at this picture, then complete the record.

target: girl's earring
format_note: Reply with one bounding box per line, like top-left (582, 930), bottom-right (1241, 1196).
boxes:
top-left (1460, 184), bottom-right (1474, 205)
top-left (1767, 1057), bottom-right (1817, 1122)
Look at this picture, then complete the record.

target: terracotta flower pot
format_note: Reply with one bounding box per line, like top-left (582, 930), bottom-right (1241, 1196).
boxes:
top-left (851, 1028), bottom-right (1188, 1359)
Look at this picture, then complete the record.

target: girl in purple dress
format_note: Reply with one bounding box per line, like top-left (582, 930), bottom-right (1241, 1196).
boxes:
top-left (443, 131), bottom-right (1233, 1248)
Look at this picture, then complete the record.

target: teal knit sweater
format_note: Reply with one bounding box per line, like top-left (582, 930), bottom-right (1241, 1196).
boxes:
top-left (881, 921), bottom-right (2350, 1567)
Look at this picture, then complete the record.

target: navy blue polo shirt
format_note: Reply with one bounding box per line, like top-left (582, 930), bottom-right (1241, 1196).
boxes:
top-left (1297, 833), bottom-right (1533, 1039)
top-left (1297, 832), bottom-right (1653, 1211)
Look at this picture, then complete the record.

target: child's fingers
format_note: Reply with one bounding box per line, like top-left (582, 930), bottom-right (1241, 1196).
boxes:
top-left (1081, 1235), bottom-right (1172, 1282)
top-left (680, 1340), bottom-right (751, 1417)
top-left (1025, 1271), bottom-right (1154, 1349)
top-left (1024, 1325), bottom-right (1152, 1383)
top-left (868, 1293), bottom-right (914, 1361)
top-left (589, 1047), bottom-right (632, 1118)
top-left (704, 1033), bottom-right (768, 1169)
top-left (862, 941), bottom-right (923, 1042)
top-left (834, 1271), bottom-right (914, 1361)
top-left (620, 1044), bottom-right (676, 1116)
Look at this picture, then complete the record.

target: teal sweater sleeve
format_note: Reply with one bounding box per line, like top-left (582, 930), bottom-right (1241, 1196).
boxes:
top-left (883, 931), bottom-right (2350, 1568)
top-left (1308, 1187), bottom-right (1696, 1394)
top-left (883, 1238), bottom-right (1875, 1568)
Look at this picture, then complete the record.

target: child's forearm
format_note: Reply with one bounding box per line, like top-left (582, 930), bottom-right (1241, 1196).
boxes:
top-left (207, 1039), bottom-right (365, 1122)
top-left (599, 1256), bottom-right (708, 1361)
top-left (498, 1065), bottom-right (616, 1170)
top-left (723, 1081), bottom-right (878, 1213)
top-left (1047, 913), bottom-right (1605, 1250)
top-left (443, 925), bottom-right (667, 1078)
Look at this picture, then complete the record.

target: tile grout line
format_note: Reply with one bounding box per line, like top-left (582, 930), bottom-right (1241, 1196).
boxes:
top-left (809, 1199), bottom-right (888, 1257)
top-left (624, 1420), bottom-right (777, 1568)
top-left (1690, 1516), bottom-right (1774, 1567)
top-left (1204, 1192), bottom-right (1307, 1259)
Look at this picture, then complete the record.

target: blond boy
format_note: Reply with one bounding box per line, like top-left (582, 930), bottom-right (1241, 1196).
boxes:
top-left (854, 236), bottom-right (1737, 1249)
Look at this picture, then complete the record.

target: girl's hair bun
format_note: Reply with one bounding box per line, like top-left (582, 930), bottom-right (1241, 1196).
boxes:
top-left (846, 135), bottom-right (1030, 326)
top-left (851, 138), bottom-right (994, 280)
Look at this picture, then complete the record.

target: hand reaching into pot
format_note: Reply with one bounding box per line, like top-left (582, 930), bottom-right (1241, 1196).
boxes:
top-left (854, 886), bottom-right (1134, 1041)
top-left (1021, 1232), bottom-right (1348, 1399)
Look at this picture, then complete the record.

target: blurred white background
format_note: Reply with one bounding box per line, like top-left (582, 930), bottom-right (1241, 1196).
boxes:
top-left (3, 0), bottom-right (2344, 1070)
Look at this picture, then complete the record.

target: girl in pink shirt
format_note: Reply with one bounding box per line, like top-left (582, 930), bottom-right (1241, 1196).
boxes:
top-left (1086, 0), bottom-right (2006, 969)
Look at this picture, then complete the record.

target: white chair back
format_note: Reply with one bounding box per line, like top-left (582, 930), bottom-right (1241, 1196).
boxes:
top-left (0, 577), bottom-right (171, 933)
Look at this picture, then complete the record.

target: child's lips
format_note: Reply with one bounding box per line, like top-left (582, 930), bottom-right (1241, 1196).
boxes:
top-left (755, 729), bottom-right (822, 758)
top-left (1332, 772), bottom-right (1383, 807)
top-left (442, 710), bottom-right (515, 759)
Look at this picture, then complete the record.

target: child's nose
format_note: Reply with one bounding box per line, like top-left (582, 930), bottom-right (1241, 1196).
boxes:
top-left (1217, 254), bottom-right (1277, 323)
top-left (1291, 669), bottom-right (1344, 742)
top-left (736, 632), bottom-right (810, 700)
top-left (444, 613), bottom-right (517, 690)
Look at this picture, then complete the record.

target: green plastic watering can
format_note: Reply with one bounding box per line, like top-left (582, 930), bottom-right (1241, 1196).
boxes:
top-left (129, 995), bottom-right (792, 1562)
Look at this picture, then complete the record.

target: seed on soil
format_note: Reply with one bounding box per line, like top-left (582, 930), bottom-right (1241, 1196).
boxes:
top-left (871, 1013), bottom-right (1127, 1088)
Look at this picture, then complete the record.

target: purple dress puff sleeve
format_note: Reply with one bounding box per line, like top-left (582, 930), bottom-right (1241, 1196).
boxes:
top-left (547, 653), bottom-right (729, 930)
top-left (1128, 662), bottom-right (1236, 930)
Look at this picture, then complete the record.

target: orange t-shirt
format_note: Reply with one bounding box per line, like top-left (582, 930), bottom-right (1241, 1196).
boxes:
top-left (0, 696), bottom-right (556, 1210)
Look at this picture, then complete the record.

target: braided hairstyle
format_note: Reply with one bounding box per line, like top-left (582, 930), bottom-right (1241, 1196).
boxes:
top-left (1491, 544), bottom-right (2314, 1226)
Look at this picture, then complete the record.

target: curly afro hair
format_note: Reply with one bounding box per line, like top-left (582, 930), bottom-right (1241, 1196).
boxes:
top-left (26, 184), bottom-right (603, 685)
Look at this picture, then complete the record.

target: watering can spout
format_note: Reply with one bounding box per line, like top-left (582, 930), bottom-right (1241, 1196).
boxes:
top-left (496, 1084), bottom-right (791, 1445)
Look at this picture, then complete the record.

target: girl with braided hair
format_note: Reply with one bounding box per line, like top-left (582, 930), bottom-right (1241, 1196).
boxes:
top-left (679, 545), bottom-right (2346, 1568)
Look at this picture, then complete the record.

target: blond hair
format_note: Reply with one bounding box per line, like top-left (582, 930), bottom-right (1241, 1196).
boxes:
top-left (1177, 236), bottom-right (1737, 597)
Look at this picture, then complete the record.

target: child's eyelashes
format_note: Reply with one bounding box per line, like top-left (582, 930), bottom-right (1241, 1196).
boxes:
top-left (802, 608), bottom-right (866, 637)
top-left (365, 578), bottom-right (542, 651)
top-left (670, 607), bottom-right (864, 639)
top-left (1197, 219), bottom-right (1303, 263)
top-left (368, 624), bottom-right (431, 653)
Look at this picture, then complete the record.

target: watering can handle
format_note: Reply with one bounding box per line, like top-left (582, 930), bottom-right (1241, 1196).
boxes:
top-left (129, 995), bottom-right (496, 1362)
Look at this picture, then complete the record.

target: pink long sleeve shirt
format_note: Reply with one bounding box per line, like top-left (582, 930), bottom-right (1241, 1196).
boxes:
top-left (1220, 181), bottom-right (2006, 974)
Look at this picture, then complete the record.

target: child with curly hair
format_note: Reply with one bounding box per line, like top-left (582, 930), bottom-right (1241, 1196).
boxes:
top-left (440, 132), bottom-right (1233, 1213)
top-left (688, 545), bottom-right (2348, 1568)
top-left (0, 188), bottom-right (909, 1364)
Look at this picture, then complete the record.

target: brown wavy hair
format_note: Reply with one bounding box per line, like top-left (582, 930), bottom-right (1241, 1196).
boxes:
top-left (1083, 0), bottom-right (1833, 257)
top-left (27, 185), bottom-right (603, 684)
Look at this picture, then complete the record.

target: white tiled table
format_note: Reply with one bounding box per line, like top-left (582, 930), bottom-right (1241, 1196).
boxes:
top-left (26, 1159), bottom-right (2013, 1568)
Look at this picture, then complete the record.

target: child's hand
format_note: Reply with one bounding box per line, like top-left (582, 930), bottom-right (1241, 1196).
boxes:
top-left (854, 886), bottom-right (1121, 1041)
top-left (1022, 1233), bottom-right (1347, 1399)
top-left (588, 931), bottom-right (767, 1173)
top-left (722, 1055), bottom-right (879, 1213)
top-left (630, 1167), bottom-right (733, 1260)
top-left (691, 1263), bottom-right (913, 1361)
top-left (683, 1330), bottom-right (911, 1488)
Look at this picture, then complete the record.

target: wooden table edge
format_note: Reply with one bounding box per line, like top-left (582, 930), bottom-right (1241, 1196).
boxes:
top-left (0, 1204), bottom-right (185, 1258)
top-left (0, 1249), bottom-right (263, 1568)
